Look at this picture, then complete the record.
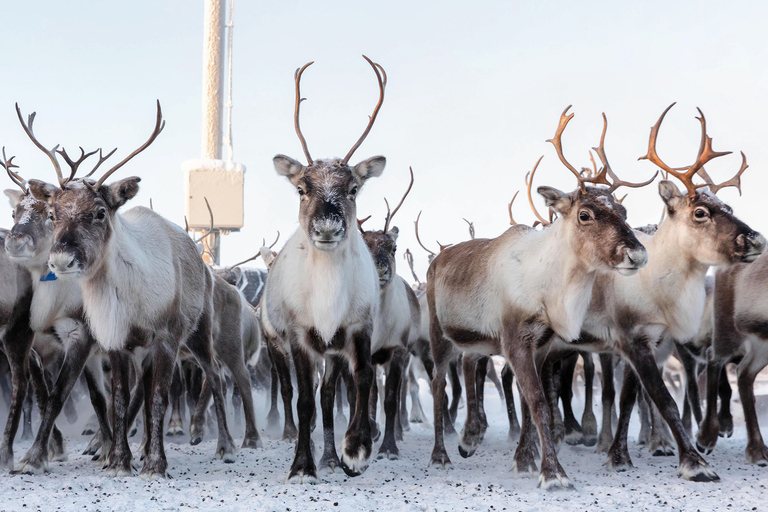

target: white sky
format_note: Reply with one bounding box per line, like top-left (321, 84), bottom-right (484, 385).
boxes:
top-left (2, 0), bottom-right (767, 280)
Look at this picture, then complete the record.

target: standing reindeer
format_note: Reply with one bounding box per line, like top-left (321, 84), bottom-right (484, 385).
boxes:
top-left (262, 56), bottom-right (388, 482)
top-left (426, 106), bottom-right (649, 489)
top-left (27, 101), bottom-right (236, 478)
top-left (2, 126), bottom-right (112, 474)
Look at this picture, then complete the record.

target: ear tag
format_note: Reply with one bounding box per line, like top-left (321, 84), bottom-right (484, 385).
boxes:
top-left (40, 271), bottom-right (58, 282)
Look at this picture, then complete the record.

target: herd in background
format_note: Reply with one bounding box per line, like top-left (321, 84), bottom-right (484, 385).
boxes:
top-left (0, 55), bottom-right (768, 490)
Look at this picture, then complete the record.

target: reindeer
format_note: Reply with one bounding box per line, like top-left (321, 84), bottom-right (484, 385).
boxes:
top-left (27, 101), bottom-right (237, 478)
top-left (2, 125), bottom-right (113, 474)
top-left (262, 56), bottom-right (388, 482)
top-left (550, 104), bottom-right (763, 482)
top-left (426, 106), bottom-right (650, 489)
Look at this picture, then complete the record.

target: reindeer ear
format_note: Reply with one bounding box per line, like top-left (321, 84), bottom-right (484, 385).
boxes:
top-left (537, 186), bottom-right (574, 216)
top-left (353, 156), bottom-right (386, 182)
top-left (4, 189), bottom-right (24, 208)
top-left (273, 155), bottom-right (305, 183)
top-left (27, 180), bottom-right (60, 205)
top-left (104, 177), bottom-right (141, 210)
top-left (388, 226), bottom-right (399, 242)
top-left (658, 180), bottom-right (684, 212)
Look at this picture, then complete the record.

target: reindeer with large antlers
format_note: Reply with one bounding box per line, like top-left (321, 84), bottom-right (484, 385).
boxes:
top-left (551, 103), bottom-right (763, 481)
top-left (2, 119), bottom-right (113, 473)
top-left (262, 55), bottom-right (388, 482)
top-left (426, 106), bottom-right (649, 489)
top-left (26, 101), bottom-right (238, 478)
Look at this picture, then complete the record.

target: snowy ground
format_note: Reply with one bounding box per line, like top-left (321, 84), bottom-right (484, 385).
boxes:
top-left (0, 374), bottom-right (766, 512)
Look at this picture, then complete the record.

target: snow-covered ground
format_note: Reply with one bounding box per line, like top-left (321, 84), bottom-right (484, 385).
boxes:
top-left (1, 374), bottom-right (766, 512)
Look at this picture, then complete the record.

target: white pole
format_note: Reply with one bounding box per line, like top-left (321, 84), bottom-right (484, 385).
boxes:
top-left (202, 0), bottom-right (225, 160)
top-left (223, 0), bottom-right (235, 163)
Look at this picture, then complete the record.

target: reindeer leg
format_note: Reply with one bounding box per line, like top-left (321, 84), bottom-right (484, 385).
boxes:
top-left (475, 356), bottom-right (489, 431)
top-left (717, 364), bottom-right (734, 438)
top-left (104, 351), bottom-right (133, 477)
top-left (408, 364), bottom-right (426, 424)
top-left (501, 363), bottom-right (520, 442)
top-left (542, 358), bottom-right (565, 448)
top-left (318, 355), bottom-right (342, 472)
top-left (397, 354), bottom-right (410, 435)
top-left (596, 353), bottom-right (616, 454)
top-left (559, 352), bottom-right (583, 446)
top-left (274, 344), bottom-right (297, 441)
top-left (334, 371), bottom-right (348, 428)
top-left (139, 343), bottom-right (176, 479)
top-left (647, 391), bottom-right (675, 456)
top-left (580, 352), bottom-right (597, 447)
top-left (339, 328), bottom-right (374, 477)
top-left (378, 347), bottom-right (405, 460)
top-left (166, 362), bottom-right (185, 437)
top-left (0, 318), bottom-right (34, 470)
top-left (16, 327), bottom-right (96, 474)
top-left (266, 344), bottom-right (281, 435)
top-left (189, 367), bottom-right (211, 445)
top-left (605, 364), bottom-right (636, 471)
top-left (736, 352), bottom-right (768, 465)
top-left (83, 359), bottom-right (112, 462)
top-left (20, 384), bottom-right (33, 442)
top-left (369, 367), bottom-right (380, 443)
top-left (676, 343), bottom-right (700, 437)
top-left (459, 354), bottom-right (485, 458)
top-left (626, 340), bottom-right (718, 482)
top-left (286, 336), bottom-right (317, 484)
top-left (447, 358), bottom-right (462, 426)
top-left (636, 387), bottom-right (652, 446)
top-left (226, 353), bottom-right (261, 450)
top-left (125, 360), bottom-right (145, 439)
top-left (696, 358), bottom-right (724, 454)
top-left (486, 357), bottom-right (505, 404)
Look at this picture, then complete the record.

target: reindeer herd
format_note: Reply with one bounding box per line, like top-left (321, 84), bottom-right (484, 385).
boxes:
top-left (1, 56), bottom-right (768, 491)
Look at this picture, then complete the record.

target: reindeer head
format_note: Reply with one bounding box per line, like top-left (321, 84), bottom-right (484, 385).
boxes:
top-left (541, 106), bottom-right (652, 275)
top-left (22, 102), bottom-right (164, 278)
top-left (274, 57), bottom-right (387, 252)
top-left (640, 103), bottom-right (765, 265)
top-left (361, 226), bottom-right (399, 288)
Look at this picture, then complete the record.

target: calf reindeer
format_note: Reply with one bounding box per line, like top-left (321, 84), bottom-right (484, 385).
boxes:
top-left (27, 102), bottom-right (235, 478)
top-left (3, 134), bottom-right (112, 474)
top-left (427, 106), bottom-right (649, 489)
top-left (263, 56), bottom-right (387, 482)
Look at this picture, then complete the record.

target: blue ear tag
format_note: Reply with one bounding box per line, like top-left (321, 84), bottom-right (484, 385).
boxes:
top-left (40, 271), bottom-right (58, 282)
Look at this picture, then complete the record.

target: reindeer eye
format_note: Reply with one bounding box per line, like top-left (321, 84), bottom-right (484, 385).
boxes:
top-left (392, 245), bottom-right (397, 254)
top-left (578, 211), bottom-right (592, 223)
top-left (96, 208), bottom-right (106, 220)
top-left (48, 212), bottom-right (54, 221)
top-left (349, 186), bottom-right (358, 196)
top-left (297, 187), bottom-right (305, 196)
top-left (694, 207), bottom-right (709, 220)
top-left (11, 211), bottom-right (15, 220)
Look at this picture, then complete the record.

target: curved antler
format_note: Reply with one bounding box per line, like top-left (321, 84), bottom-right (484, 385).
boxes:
top-left (691, 109), bottom-right (748, 196)
top-left (294, 61), bottom-right (315, 165)
top-left (1, 147), bottom-right (26, 193)
top-left (403, 248), bottom-right (421, 286)
top-left (357, 215), bottom-right (371, 234)
top-left (342, 55), bottom-right (387, 165)
top-left (414, 211), bottom-right (436, 257)
top-left (83, 147), bottom-right (118, 179)
top-left (546, 105), bottom-right (585, 192)
top-left (193, 197), bottom-right (214, 244)
top-left (638, 103), bottom-right (731, 198)
top-left (383, 166), bottom-right (414, 233)
top-left (91, 100), bottom-right (165, 190)
top-left (508, 191), bottom-right (519, 226)
top-left (57, 146), bottom-right (98, 185)
top-left (524, 155), bottom-right (550, 226)
top-left (15, 103), bottom-right (65, 187)
top-left (463, 218), bottom-right (475, 239)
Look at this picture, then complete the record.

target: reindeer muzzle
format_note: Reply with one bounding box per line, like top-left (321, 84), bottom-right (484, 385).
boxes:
top-left (614, 244), bottom-right (648, 276)
top-left (4, 232), bottom-right (34, 259)
top-left (736, 231), bottom-right (767, 263)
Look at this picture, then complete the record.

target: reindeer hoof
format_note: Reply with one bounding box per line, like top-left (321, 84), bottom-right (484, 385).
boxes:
top-left (538, 471), bottom-right (574, 490)
top-left (604, 447), bottom-right (634, 472)
top-left (286, 469), bottom-right (318, 484)
top-left (581, 434), bottom-right (597, 447)
top-left (12, 458), bottom-right (48, 475)
top-left (429, 449), bottom-right (453, 469)
top-left (679, 452), bottom-right (719, 482)
top-left (241, 436), bottom-right (262, 450)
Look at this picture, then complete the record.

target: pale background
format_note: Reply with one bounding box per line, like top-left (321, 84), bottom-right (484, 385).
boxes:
top-left (2, 0), bottom-right (766, 279)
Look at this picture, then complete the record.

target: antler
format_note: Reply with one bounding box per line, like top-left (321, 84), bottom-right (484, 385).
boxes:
top-left (15, 103), bottom-right (65, 187)
top-left (463, 218), bottom-right (475, 239)
top-left (383, 166), bottom-right (414, 233)
top-left (267, 231), bottom-right (281, 249)
top-left (590, 113), bottom-right (658, 193)
top-left (357, 215), bottom-right (371, 235)
top-left (414, 211), bottom-right (436, 257)
top-left (90, 100), bottom-right (165, 190)
top-left (524, 155), bottom-right (550, 226)
top-left (294, 61), bottom-right (315, 165)
top-left (638, 103), bottom-right (731, 198)
top-left (1, 147), bottom-right (26, 193)
top-left (692, 109), bottom-right (748, 196)
top-left (342, 55), bottom-right (387, 165)
top-left (546, 105), bottom-right (586, 192)
top-left (508, 191), bottom-right (519, 226)
top-left (403, 248), bottom-right (421, 286)
top-left (57, 146), bottom-right (98, 185)
top-left (82, 147), bottom-right (118, 179)
top-left (193, 197), bottom-right (215, 243)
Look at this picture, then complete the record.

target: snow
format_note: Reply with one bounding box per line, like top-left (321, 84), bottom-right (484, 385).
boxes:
top-left (1, 377), bottom-right (766, 512)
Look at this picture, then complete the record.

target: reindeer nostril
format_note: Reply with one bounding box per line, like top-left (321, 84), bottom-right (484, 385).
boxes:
top-left (67, 259), bottom-right (76, 268)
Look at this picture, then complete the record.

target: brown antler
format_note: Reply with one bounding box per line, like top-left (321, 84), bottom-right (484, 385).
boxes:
top-left (639, 103), bottom-right (731, 198)
top-left (546, 105), bottom-right (586, 192)
top-left (508, 191), bottom-right (519, 226)
top-left (463, 218), bottom-right (475, 239)
top-left (357, 215), bottom-right (371, 234)
top-left (1, 147), bottom-right (26, 193)
top-left (57, 146), bottom-right (99, 185)
top-left (342, 55), bottom-right (387, 165)
top-left (524, 155), bottom-right (551, 226)
top-left (590, 113), bottom-right (658, 193)
top-left (90, 100), bottom-right (165, 190)
top-left (294, 61), bottom-right (315, 165)
top-left (692, 109), bottom-right (748, 196)
top-left (15, 104), bottom-right (66, 187)
top-left (403, 248), bottom-right (421, 285)
top-left (383, 166), bottom-right (414, 233)
top-left (414, 211), bottom-right (436, 257)
top-left (83, 147), bottom-right (118, 178)
top-left (193, 197), bottom-right (214, 243)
